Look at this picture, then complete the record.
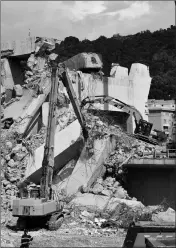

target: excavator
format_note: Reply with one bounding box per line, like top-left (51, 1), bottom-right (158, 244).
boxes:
top-left (12, 60), bottom-right (88, 230)
top-left (81, 95), bottom-right (158, 145)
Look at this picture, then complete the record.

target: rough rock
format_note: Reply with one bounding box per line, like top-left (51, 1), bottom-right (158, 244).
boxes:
top-left (107, 198), bottom-right (145, 212)
top-left (8, 159), bottom-right (15, 167)
top-left (152, 208), bottom-right (175, 223)
top-left (14, 85), bottom-right (23, 97)
top-left (12, 144), bottom-right (22, 154)
top-left (101, 189), bottom-right (112, 197)
top-left (1, 157), bottom-right (6, 165)
top-left (113, 187), bottom-right (128, 199)
top-left (2, 180), bottom-right (10, 187)
top-left (92, 183), bottom-right (104, 194)
top-left (5, 154), bottom-right (11, 161)
top-left (14, 152), bottom-right (26, 161)
top-left (5, 141), bottom-right (13, 150)
top-left (71, 193), bottom-right (110, 211)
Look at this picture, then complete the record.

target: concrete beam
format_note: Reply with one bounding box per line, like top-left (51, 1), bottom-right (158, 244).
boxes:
top-left (52, 135), bottom-right (117, 196)
top-left (1, 37), bottom-right (36, 57)
top-left (11, 78), bottom-right (51, 137)
top-left (24, 120), bottom-right (83, 184)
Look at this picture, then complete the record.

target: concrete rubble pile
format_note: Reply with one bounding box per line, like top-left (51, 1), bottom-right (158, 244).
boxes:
top-left (1, 43), bottom-right (77, 224)
top-left (1, 44), bottom-right (174, 231)
top-left (0, 105), bottom-right (166, 225)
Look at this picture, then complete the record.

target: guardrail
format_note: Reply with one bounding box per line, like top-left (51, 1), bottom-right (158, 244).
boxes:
top-left (142, 149), bottom-right (176, 159)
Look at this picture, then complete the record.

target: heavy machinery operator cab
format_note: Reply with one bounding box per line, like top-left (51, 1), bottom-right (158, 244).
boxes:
top-left (17, 186), bottom-right (41, 199)
top-left (134, 119), bottom-right (153, 137)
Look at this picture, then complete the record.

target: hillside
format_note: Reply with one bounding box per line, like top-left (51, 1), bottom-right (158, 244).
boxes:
top-left (54, 25), bottom-right (176, 100)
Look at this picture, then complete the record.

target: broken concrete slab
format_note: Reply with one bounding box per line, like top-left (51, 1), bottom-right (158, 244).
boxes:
top-left (152, 208), bottom-right (175, 224)
top-left (71, 193), bottom-right (145, 212)
top-left (1, 36), bottom-right (61, 57)
top-left (14, 85), bottom-right (23, 97)
top-left (52, 135), bottom-right (116, 196)
top-left (71, 193), bottom-right (110, 211)
top-left (11, 78), bottom-right (51, 137)
top-left (63, 53), bottom-right (103, 71)
top-left (3, 88), bottom-right (34, 121)
top-left (24, 120), bottom-right (83, 184)
top-left (106, 198), bottom-right (145, 211)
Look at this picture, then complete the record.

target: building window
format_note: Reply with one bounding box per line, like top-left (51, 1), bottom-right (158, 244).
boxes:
top-left (164, 119), bottom-right (166, 124)
top-left (163, 126), bottom-right (168, 131)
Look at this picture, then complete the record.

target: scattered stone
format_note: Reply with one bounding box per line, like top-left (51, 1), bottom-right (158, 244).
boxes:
top-left (1, 157), bottom-right (6, 166)
top-left (101, 189), bottom-right (112, 197)
top-left (5, 184), bottom-right (12, 190)
top-left (6, 141), bottom-right (13, 150)
top-left (114, 187), bottom-right (127, 199)
top-left (152, 208), bottom-right (175, 223)
top-left (14, 85), bottom-right (23, 97)
top-left (8, 159), bottom-right (15, 167)
top-left (81, 184), bottom-right (89, 193)
top-left (9, 177), bottom-right (17, 183)
top-left (12, 144), bottom-right (22, 153)
top-left (92, 183), bottom-right (104, 194)
top-left (21, 146), bottom-right (27, 152)
top-left (25, 71), bottom-right (34, 76)
top-left (5, 154), bottom-right (11, 161)
top-left (2, 180), bottom-right (10, 187)
top-left (14, 152), bottom-right (26, 161)
top-left (96, 178), bottom-right (103, 185)
top-left (80, 210), bottom-right (94, 218)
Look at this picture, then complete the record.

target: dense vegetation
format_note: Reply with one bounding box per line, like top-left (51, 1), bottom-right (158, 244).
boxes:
top-left (55, 26), bottom-right (176, 100)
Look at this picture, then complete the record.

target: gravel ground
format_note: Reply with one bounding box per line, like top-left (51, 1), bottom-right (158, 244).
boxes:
top-left (1, 224), bottom-right (126, 247)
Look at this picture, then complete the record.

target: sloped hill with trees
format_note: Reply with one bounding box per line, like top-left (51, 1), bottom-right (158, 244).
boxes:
top-left (55, 26), bottom-right (176, 100)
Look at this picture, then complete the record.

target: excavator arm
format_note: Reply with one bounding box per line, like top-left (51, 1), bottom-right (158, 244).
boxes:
top-left (81, 95), bottom-right (143, 124)
top-left (40, 62), bottom-right (89, 200)
top-left (58, 63), bottom-right (88, 140)
top-left (80, 95), bottom-right (156, 144)
top-left (40, 60), bottom-right (59, 200)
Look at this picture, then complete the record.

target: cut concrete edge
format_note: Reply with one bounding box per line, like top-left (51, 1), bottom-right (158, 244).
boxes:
top-left (25, 120), bottom-right (82, 179)
top-left (86, 135), bottom-right (117, 190)
top-left (26, 138), bottom-right (84, 185)
top-left (70, 193), bottom-right (145, 211)
top-left (52, 134), bottom-right (117, 197)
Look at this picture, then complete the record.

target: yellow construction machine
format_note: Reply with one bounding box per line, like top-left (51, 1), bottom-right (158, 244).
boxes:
top-left (12, 60), bottom-right (88, 230)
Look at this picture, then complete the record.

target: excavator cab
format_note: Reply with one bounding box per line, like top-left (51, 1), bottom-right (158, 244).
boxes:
top-left (134, 119), bottom-right (153, 137)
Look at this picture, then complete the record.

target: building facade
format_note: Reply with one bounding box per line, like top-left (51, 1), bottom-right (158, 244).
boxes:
top-left (148, 99), bottom-right (176, 137)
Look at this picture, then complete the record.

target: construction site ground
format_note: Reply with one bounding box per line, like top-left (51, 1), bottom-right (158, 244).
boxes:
top-left (1, 223), bottom-right (126, 247)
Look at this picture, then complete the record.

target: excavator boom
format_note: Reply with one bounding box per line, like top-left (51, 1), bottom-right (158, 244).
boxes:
top-left (40, 60), bottom-right (59, 200)
top-left (81, 95), bottom-right (157, 145)
top-left (58, 64), bottom-right (88, 140)
top-left (81, 95), bottom-right (143, 122)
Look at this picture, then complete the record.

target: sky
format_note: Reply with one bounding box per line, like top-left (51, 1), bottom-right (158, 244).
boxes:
top-left (1, 1), bottom-right (175, 42)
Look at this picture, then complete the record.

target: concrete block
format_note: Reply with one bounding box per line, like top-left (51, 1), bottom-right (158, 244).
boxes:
top-left (3, 88), bottom-right (34, 120)
top-left (106, 198), bottom-right (144, 211)
top-left (24, 120), bottom-right (83, 184)
top-left (14, 84), bottom-right (23, 97)
top-left (129, 63), bottom-right (152, 121)
top-left (52, 135), bottom-right (116, 196)
top-left (11, 78), bottom-right (51, 136)
top-left (71, 193), bottom-right (110, 211)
